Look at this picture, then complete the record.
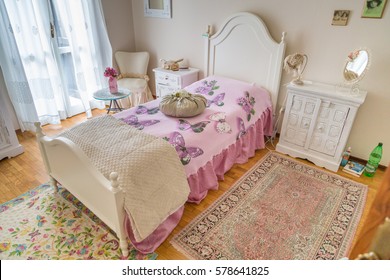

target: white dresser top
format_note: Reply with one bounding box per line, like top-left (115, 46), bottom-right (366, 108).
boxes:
top-left (287, 80), bottom-right (367, 105)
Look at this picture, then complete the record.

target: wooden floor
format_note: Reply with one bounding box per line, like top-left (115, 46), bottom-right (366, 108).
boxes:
top-left (0, 109), bottom-right (388, 260)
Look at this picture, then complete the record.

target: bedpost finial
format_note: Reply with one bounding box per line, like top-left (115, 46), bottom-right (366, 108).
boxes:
top-left (281, 32), bottom-right (286, 43)
top-left (202, 25), bottom-right (212, 38)
top-left (110, 172), bottom-right (120, 190)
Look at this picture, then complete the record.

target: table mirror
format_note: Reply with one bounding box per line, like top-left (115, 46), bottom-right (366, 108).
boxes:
top-left (343, 49), bottom-right (370, 85)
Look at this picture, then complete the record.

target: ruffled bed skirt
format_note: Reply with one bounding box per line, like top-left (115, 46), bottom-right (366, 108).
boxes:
top-left (124, 108), bottom-right (273, 254)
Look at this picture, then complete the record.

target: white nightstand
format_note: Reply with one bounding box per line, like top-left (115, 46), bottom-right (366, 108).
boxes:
top-left (276, 81), bottom-right (367, 172)
top-left (153, 67), bottom-right (199, 98)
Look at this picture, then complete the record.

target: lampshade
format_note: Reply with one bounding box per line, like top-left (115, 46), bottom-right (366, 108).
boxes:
top-left (283, 53), bottom-right (308, 85)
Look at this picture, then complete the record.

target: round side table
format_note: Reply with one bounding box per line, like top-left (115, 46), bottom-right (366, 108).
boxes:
top-left (93, 88), bottom-right (131, 114)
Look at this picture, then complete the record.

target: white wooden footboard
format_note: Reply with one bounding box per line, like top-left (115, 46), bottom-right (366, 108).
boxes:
top-left (34, 122), bottom-right (129, 257)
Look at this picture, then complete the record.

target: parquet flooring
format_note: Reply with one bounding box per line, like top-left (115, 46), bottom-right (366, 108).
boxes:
top-left (0, 109), bottom-right (388, 259)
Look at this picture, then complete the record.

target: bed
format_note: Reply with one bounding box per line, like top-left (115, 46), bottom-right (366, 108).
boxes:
top-left (34, 12), bottom-right (286, 257)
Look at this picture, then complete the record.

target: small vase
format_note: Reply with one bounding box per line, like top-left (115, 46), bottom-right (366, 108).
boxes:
top-left (108, 77), bottom-right (118, 93)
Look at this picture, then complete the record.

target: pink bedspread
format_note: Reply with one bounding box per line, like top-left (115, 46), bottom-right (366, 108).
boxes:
top-left (114, 76), bottom-right (273, 253)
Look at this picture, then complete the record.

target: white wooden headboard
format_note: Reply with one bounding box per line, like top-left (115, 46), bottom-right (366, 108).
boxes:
top-left (204, 12), bottom-right (286, 113)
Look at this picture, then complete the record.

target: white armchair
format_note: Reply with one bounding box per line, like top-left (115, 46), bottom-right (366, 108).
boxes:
top-left (114, 51), bottom-right (154, 108)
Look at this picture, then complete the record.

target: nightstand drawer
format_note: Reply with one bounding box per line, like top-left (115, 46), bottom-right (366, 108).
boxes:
top-left (156, 84), bottom-right (180, 97)
top-left (153, 67), bottom-right (199, 98)
top-left (155, 72), bottom-right (180, 87)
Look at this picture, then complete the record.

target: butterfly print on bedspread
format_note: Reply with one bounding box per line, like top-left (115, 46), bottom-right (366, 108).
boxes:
top-left (178, 119), bottom-right (210, 133)
top-left (236, 117), bottom-right (248, 140)
top-left (120, 115), bottom-right (160, 130)
top-left (164, 131), bottom-right (204, 165)
top-left (237, 91), bottom-right (256, 121)
top-left (208, 112), bottom-right (232, 134)
top-left (206, 93), bottom-right (225, 107)
top-left (194, 80), bottom-right (219, 95)
top-left (135, 105), bottom-right (160, 115)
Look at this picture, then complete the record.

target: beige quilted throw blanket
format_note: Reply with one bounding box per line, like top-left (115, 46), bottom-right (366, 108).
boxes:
top-left (59, 115), bottom-right (190, 242)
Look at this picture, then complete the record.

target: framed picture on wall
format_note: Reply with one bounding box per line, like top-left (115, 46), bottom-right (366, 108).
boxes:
top-left (362, 0), bottom-right (387, 18)
top-left (144, 0), bottom-right (171, 18)
top-left (332, 10), bottom-right (350, 26)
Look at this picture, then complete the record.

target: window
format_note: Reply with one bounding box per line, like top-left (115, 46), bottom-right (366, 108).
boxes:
top-left (1, 0), bottom-right (111, 126)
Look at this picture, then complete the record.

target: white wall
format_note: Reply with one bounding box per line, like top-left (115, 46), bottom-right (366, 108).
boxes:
top-left (129, 0), bottom-right (390, 166)
top-left (101, 0), bottom-right (136, 66)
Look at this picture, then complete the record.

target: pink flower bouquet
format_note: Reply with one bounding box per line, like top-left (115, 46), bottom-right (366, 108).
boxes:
top-left (104, 67), bottom-right (118, 78)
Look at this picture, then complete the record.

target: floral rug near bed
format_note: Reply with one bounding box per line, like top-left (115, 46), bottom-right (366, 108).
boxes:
top-left (0, 184), bottom-right (157, 260)
top-left (171, 152), bottom-right (368, 260)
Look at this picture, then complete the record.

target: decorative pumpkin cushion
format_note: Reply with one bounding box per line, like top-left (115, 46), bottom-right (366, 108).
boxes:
top-left (159, 90), bottom-right (207, 117)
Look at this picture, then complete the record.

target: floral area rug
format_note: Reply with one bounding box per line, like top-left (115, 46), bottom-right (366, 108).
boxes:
top-left (0, 184), bottom-right (157, 260)
top-left (172, 152), bottom-right (368, 260)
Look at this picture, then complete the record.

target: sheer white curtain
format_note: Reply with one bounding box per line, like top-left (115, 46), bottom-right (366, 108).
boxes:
top-left (0, 0), bottom-right (111, 130)
top-left (3, 0), bottom-right (68, 125)
top-left (0, 0), bottom-right (40, 131)
top-left (49, 0), bottom-right (112, 117)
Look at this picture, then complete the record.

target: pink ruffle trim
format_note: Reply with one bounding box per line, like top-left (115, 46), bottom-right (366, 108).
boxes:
top-left (125, 107), bottom-right (273, 254)
top-left (187, 107), bottom-right (273, 203)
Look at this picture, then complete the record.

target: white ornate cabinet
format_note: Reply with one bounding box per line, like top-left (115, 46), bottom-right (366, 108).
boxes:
top-left (276, 82), bottom-right (366, 172)
top-left (0, 97), bottom-right (24, 160)
top-left (153, 67), bottom-right (199, 98)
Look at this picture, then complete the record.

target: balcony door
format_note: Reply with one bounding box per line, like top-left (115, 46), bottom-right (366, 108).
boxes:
top-left (1, 0), bottom-right (111, 125)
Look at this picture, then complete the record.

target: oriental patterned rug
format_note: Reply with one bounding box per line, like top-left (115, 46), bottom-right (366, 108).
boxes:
top-left (172, 152), bottom-right (368, 260)
top-left (0, 184), bottom-right (157, 260)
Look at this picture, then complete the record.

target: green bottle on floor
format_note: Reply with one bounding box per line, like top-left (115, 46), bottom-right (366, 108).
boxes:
top-left (363, 142), bottom-right (383, 177)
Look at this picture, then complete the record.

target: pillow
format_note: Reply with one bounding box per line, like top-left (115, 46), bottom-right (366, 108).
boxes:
top-left (159, 90), bottom-right (207, 117)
